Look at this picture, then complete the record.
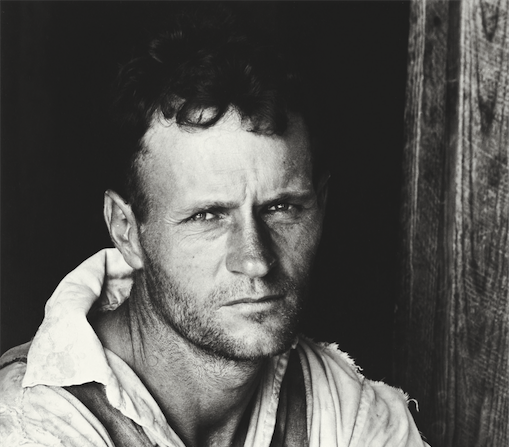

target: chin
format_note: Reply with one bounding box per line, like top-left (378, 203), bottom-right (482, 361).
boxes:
top-left (193, 318), bottom-right (300, 361)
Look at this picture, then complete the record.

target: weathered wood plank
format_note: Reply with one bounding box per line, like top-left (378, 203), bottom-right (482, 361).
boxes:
top-left (395, 0), bottom-right (452, 438)
top-left (451, 1), bottom-right (509, 445)
top-left (395, 1), bottom-right (509, 445)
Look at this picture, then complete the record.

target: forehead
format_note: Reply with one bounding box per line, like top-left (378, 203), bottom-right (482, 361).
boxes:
top-left (139, 113), bottom-right (313, 207)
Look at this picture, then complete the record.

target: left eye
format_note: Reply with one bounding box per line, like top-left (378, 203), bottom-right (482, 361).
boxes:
top-left (267, 203), bottom-right (292, 212)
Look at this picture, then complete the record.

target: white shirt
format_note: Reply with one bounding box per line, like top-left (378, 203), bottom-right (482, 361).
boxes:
top-left (0, 249), bottom-right (429, 446)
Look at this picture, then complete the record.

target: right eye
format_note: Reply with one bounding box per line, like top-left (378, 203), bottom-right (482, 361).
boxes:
top-left (189, 212), bottom-right (217, 222)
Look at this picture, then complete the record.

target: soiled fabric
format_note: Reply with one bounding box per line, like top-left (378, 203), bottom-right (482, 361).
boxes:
top-left (0, 249), bottom-right (429, 446)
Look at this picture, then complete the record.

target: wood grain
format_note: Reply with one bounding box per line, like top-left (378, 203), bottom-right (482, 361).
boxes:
top-left (395, 1), bottom-right (509, 445)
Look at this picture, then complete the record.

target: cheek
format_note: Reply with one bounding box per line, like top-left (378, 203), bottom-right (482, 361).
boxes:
top-left (272, 221), bottom-right (322, 273)
top-left (143, 227), bottom-right (227, 283)
top-left (173, 248), bottom-right (223, 279)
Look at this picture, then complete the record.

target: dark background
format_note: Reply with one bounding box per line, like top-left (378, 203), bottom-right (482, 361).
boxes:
top-left (1, 1), bottom-right (409, 384)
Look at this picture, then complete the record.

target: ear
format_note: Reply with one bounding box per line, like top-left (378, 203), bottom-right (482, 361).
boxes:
top-left (103, 190), bottom-right (144, 270)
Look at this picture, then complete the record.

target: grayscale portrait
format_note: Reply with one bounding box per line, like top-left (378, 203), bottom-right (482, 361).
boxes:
top-left (4, 1), bottom-right (505, 446)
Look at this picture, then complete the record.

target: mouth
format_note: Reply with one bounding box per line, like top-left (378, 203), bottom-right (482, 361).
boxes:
top-left (224, 295), bottom-right (284, 307)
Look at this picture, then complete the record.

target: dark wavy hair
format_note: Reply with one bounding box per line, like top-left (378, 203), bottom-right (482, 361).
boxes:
top-left (111, 7), bottom-right (320, 222)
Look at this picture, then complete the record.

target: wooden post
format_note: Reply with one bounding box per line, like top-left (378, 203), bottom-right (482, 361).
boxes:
top-left (395, 0), bottom-right (509, 446)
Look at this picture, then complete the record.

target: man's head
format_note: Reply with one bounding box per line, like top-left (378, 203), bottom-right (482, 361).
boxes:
top-left (104, 9), bottom-right (328, 361)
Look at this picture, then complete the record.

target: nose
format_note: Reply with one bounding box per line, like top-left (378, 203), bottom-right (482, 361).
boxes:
top-left (225, 217), bottom-right (276, 278)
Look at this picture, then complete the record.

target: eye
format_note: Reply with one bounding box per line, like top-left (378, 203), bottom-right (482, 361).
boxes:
top-left (189, 211), bottom-right (217, 222)
top-left (263, 202), bottom-right (303, 223)
top-left (267, 203), bottom-right (293, 212)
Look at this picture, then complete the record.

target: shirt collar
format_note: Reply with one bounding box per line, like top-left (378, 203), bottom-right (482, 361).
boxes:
top-left (22, 248), bottom-right (133, 389)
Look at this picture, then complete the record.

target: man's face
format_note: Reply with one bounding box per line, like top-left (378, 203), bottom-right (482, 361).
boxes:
top-left (135, 112), bottom-right (325, 360)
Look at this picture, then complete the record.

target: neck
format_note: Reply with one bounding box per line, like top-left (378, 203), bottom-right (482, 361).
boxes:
top-left (94, 282), bottom-right (265, 447)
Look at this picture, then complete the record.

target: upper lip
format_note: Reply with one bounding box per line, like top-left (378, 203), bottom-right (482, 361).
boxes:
top-left (224, 295), bottom-right (282, 306)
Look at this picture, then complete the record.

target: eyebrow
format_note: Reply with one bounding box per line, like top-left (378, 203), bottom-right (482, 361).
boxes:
top-left (178, 190), bottom-right (316, 216)
top-left (263, 190), bottom-right (316, 205)
top-left (177, 201), bottom-right (238, 217)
